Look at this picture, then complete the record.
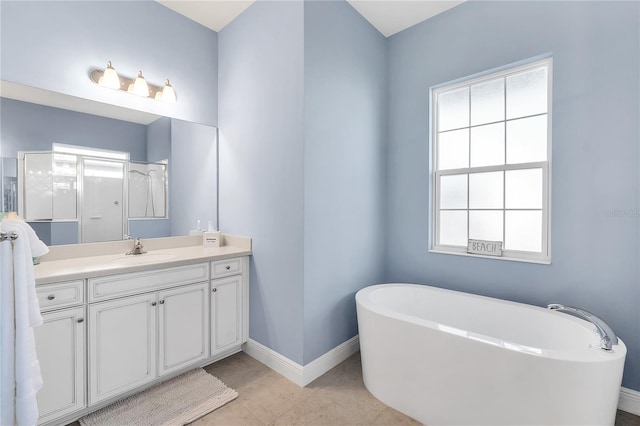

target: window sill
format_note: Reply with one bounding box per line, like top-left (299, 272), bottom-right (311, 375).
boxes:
top-left (428, 248), bottom-right (551, 265)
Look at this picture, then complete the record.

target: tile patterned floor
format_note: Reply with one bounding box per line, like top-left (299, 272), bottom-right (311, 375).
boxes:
top-left (196, 351), bottom-right (640, 426)
top-left (67, 350), bottom-right (640, 425)
top-left (618, 410), bottom-right (640, 426)
top-left (197, 351), bottom-right (417, 426)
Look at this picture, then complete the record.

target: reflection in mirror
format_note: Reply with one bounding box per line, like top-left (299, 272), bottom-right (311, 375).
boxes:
top-left (81, 157), bottom-right (126, 243)
top-left (20, 152), bottom-right (78, 221)
top-left (129, 161), bottom-right (167, 219)
top-left (1, 82), bottom-right (218, 246)
top-left (18, 148), bottom-right (130, 244)
top-left (1, 157), bottom-right (18, 212)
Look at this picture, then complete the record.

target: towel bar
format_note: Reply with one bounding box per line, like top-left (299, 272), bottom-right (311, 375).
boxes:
top-left (0, 231), bottom-right (18, 242)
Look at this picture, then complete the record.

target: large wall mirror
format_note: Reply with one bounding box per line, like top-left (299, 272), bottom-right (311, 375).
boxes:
top-left (0, 81), bottom-right (218, 246)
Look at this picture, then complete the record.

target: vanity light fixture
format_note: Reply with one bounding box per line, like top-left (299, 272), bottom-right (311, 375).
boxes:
top-left (129, 70), bottom-right (150, 97)
top-left (100, 61), bottom-right (121, 90)
top-left (156, 80), bottom-right (176, 103)
top-left (90, 61), bottom-right (176, 103)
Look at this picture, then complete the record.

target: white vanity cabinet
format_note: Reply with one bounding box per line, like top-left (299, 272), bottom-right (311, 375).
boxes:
top-left (88, 292), bottom-right (157, 404)
top-left (34, 282), bottom-right (86, 425)
top-left (210, 257), bottom-right (248, 356)
top-left (87, 263), bottom-right (210, 404)
top-left (33, 250), bottom-right (250, 426)
top-left (158, 282), bottom-right (210, 376)
top-left (211, 275), bottom-right (243, 355)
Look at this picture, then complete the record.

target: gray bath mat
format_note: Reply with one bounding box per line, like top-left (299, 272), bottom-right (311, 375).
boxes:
top-left (79, 368), bottom-right (238, 426)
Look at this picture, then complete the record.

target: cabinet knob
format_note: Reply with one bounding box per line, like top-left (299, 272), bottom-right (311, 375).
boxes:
top-left (151, 302), bottom-right (157, 306)
top-left (212, 288), bottom-right (217, 293)
top-left (159, 300), bottom-right (165, 304)
top-left (77, 318), bottom-right (84, 323)
top-left (47, 294), bottom-right (55, 300)
top-left (225, 265), bottom-right (231, 270)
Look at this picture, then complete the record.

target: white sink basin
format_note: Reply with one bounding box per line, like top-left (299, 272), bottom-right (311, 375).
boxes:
top-left (110, 253), bottom-right (176, 265)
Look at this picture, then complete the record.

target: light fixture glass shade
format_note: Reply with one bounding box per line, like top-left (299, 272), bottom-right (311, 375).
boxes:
top-left (100, 61), bottom-right (121, 89)
top-left (161, 79), bottom-right (176, 103)
top-left (129, 70), bottom-right (149, 97)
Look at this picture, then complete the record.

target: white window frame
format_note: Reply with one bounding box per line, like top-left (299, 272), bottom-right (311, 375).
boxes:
top-left (429, 57), bottom-right (552, 264)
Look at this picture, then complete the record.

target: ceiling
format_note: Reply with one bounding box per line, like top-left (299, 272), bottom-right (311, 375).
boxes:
top-left (347, 1), bottom-right (465, 37)
top-left (156, 1), bottom-right (255, 33)
top-left (157, 0), bottom-right (465, 37)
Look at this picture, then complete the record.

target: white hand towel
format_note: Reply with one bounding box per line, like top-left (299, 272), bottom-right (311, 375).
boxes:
top-left (1, 235), bottom-right (16, 426)
top-left (0, 220), bottom-right (49, 426)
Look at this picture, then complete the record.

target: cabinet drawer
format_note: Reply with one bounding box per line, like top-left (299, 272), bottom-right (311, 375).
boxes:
top-left (88, 263), bottom-right (210, 302)
top-left (211, 258), bottom-right (243, 278)
top-left (37, 280), bottom-right (84, 312)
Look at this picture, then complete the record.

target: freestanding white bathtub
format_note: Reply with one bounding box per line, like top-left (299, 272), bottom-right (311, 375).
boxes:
top-left (356, 284), bottom-right (626, 425)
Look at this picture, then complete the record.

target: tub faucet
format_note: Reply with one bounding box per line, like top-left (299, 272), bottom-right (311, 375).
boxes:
top-left (126, 238), bottom-right (147, 255)
top-left (547, 304), bottom-right (618, 351)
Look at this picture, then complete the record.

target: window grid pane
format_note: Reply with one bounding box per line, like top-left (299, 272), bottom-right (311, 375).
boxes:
top-left (506, 67), bottom-right (548, 120)
top-left (469, 210), bottom-right (503, 242)
top-left (505, 168), bottom-right (543, 209)
top-left (433, 58), bottom-right (550, 259)
top-left (438, 128), bottom-right (469, 170)
top-left (470, 78), bottom-right (505, 126)
top-left (439, 210), bottom-right (468, 246)
top-left (470, 123), bottom-right (505, 168)
top-left (506, 114), bottom-right (547, 164)
top-left (440, 174), bottom-right (468, 209)
top-left (438, 87), bottom-right (469, 132)
top-left (469, 171), bottom-right (504, 209)
top-left (505, 210), bottom-right (543, 252)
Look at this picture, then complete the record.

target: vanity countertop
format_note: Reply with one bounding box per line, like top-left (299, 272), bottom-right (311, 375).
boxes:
top-left (35, 234), bottom-right (252, 285)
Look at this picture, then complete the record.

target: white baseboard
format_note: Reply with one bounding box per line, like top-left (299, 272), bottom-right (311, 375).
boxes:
top-left (619, 387), bottom-right (640, 416)
top-left (242, 339), bottom-right (304, 386)
top-left (301, 335), bottom-right (360, 386)
top-left (242, 335), bottom-right (360, 387)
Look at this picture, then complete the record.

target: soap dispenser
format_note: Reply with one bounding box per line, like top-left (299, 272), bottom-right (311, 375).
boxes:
top-left (189, 220), bottom-right (203, 236)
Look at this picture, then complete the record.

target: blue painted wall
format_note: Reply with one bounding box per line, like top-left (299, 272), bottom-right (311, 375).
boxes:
top-left (302, 0), bottom-right (387, 364)
top-left (147, 118), bottom-right (172, 163)
top-left (0, 98), bottom-right (147, 160)
top-left (219, 0), bottom-right (387, 365)
top-left (218, 1), bottom-right (306, 364)
top-left (51, 222), bottom-right (79, 246)
top-left (0, 0), bottom-right (217, 126)
top-left (170, 119), bottom-right (218, 237)
top-left (386, 1), bottom-right (640, 390)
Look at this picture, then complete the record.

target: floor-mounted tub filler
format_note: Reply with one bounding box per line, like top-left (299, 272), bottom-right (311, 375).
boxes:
top-left (356, 284), bottom-right (626, 425)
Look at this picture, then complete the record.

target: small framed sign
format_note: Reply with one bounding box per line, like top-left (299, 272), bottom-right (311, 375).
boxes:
top-left (467, 239), bottom-right (503, 257)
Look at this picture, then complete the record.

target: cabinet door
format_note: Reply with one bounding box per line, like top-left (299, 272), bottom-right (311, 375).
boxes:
top-left (158, 282), bottom-right (210, 376)
top-left (89, 293), bottom-right (157, 404)
top-left (35, 307), bottom-right (85, 424)
top-left (211, 275), bottom-right (243, 356)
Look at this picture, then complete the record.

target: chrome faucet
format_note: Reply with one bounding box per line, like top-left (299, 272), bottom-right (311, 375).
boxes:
top-left (126, 238), bottom-right (147, 255)
top-left (547, 304), bottom-right (618, 351)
